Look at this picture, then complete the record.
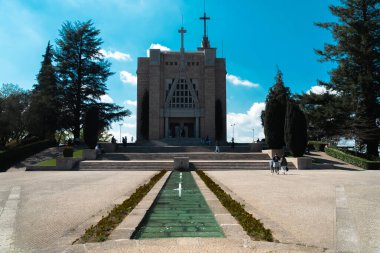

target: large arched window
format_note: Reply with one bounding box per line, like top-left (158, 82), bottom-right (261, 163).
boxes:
top-left (166, 78), bottom-right (198, 108)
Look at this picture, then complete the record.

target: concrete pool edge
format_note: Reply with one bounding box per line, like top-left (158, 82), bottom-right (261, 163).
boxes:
top-left (131, 171), bottom-right (225, 239)
top-left (108, 170), bottom-right (250, 242)
top-left (191, 171), bottom-right (252, 242)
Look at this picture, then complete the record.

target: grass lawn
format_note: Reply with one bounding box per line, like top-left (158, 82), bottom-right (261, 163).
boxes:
top-left (73, 149), bottom-right (83, 158)
top-left (36, 149), bottom-right (83, 166)
top-left (37, 159), bottom-right (56, 166)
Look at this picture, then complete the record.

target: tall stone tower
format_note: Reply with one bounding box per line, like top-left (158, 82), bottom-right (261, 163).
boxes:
top-left (136, 12), bottom-right (226, 143)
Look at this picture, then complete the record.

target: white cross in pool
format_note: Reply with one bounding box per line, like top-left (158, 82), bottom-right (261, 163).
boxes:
top-left (174, 172), bottom-right (183, 198)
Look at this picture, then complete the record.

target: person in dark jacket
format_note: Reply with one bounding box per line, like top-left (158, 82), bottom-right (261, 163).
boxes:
top-left (280, 155), bottom-right (288, 174)
top-left (272, 153), bottom-right (280, 174)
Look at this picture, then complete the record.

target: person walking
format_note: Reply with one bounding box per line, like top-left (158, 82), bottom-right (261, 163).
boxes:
top-left (269, 160), bottom-right (274, 174)
top-left (231, 138), bottom-right (235, 152)
top-left (272, 153), bottom-right (280, 174)
top-left (215, 140), bottom-right (220, 153)
top-left (280, 155), bottom-right (288, 174)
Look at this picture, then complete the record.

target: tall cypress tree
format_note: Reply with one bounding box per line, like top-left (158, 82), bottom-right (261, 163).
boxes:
top-left (25, 41), bottom-right (59, 139)
top-left (316, 0), bottom-right (380, 156)
top-left (83, 106), bottom-right (100, 149)
top-left (55, 20), bottom-right (129, 140)
top-left (285, 100), bottom-right (308, 157)
top-left (264, 69), bottom-right (291, 149)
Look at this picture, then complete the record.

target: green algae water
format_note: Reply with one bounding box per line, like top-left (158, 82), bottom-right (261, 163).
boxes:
top-left (131, 171), bottom-right (224, 239)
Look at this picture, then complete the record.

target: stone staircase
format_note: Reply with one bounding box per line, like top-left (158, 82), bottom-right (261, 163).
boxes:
top-left (101, 152), bottom-right (269, 161)
top-left (79, 161), bottom-right (172, 171)
top-left (116, 145), bottom-right (251, 153)
top-left (78, 142), bottom-right (295, 171)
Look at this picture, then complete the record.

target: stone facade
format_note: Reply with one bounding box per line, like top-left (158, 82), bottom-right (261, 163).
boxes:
top-left (136, 29), bottom-right (226, 142)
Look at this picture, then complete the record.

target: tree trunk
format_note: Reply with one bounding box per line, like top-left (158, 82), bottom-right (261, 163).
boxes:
top-left (366, 140), bottom-right (379, 157)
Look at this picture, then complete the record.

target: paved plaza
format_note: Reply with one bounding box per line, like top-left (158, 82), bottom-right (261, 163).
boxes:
top-left (0, 166), bottom-right (379, 252)
top-left (206, 169), bottom-right (380, 253)
top-left (0, 171), bottom-right (156, 252)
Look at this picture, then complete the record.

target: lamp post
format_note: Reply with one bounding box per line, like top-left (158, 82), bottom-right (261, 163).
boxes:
top-left (231, 123), bottom-right (236, 140)
top-left (252, 128), bottom-right (255, 142)
top-left (119, 123), bottom-right (123, 143)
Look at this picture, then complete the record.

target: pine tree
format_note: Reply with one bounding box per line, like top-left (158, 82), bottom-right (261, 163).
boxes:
top-left (55, 20), bottom-right (129, 140)
top-left (25, 41), bottom-right (59, 139)
top-left (285, 100), bottom-right (308, 157)
top-left (296, 91), bottom-right (350, 141)
top-left (264, 69), bottom-right (291, 149)
top-left (0, 84), bottom-right (29, 147)
top-left (316, 0), bottom-right (380, 156)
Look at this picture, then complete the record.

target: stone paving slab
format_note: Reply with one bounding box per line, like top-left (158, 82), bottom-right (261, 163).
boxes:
top-left (205, 170), bottom-right (380, 252)
top-left (64, 170), bottom-right (329, 252)
top-left (0, 171), bottom-right (157, 253)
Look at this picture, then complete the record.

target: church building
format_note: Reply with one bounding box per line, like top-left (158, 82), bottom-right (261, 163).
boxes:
top-left (136, 12), bottom-right (226, 142)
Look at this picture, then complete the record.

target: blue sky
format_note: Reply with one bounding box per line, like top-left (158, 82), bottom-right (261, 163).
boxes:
top-left (0, 0), bottom-right (340, 142)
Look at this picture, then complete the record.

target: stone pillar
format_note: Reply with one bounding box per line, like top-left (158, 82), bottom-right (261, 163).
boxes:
top-left (165, 117), bottom-right (169, 138)
top-left (195, 117), bottom-right (200, 138)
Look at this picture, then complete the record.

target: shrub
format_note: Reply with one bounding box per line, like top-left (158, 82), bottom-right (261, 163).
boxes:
top-left (63, 147), bottom-right (74, 157)
top-left (308, 141), bottom-right (327, 151)
top-left (0, 139), bottom-right (55, 172)
top-left (325, 147), bottom-right (380, 170)
top-left (338, 147), bottom-right (380, 161)
top-left (284, 101), bottom-right (308, 157)
top-left (5, 136), bottom-right (40, 150)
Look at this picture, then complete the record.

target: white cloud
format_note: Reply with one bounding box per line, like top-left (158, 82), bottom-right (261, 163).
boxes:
top-left (99, 49), bottom-right (132, 61)
top-left (100, 94), bottom-right (114, 103)
top-left (124, 100), bottom-right (137, 107)
top-left (307, 85), bottom-right (337, 95)
top-left (227, 102), bottom-right (266, 143)
top-left (146, 43), bottom-right (171, 57)
top-left (226, 74), bottom-right (259, 88)
top-left (123, 123), bottom-right (136, 129)
top-left (120, 71), bottom-right (137, 85)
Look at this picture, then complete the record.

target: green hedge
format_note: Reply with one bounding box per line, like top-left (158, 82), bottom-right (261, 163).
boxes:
top-left (196, 170), bottom-right (273, 241)
top-left (325, 147), bottom-right (380, 170)
top-left (308, 141), bottom-right (327, 151)
top-left (0, 139), bottom-right (56, 172)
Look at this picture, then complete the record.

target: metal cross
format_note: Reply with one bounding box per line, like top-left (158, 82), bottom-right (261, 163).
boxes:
top-left (178, 26), bottom-right (187, 52)
top-left (200, 12), bottom-right (210, 38)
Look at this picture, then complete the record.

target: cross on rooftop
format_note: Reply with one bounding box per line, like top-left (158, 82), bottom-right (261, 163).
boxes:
top-left (200, 12), bottom-right (210, 38)
top-left (178, 26), bottom-right (187, 52)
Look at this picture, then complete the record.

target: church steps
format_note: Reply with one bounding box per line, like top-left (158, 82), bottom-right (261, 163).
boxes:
top-left (102, 152), bottom-right (270, 161)
top-left (78, 160), bottom-right (295, 171)
top-left (116, 146), bottom-right (252, 153)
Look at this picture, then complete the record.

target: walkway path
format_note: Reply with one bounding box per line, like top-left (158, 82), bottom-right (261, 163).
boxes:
top-left (0, 171), bottom-right (156, 252)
